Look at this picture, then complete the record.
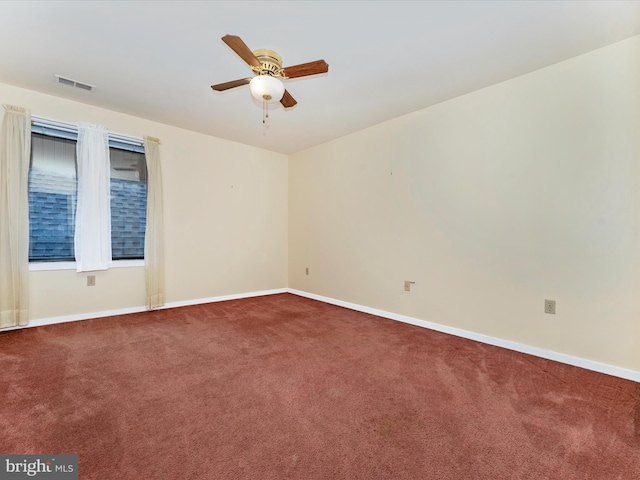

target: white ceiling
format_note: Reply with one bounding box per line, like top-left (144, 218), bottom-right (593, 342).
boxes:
top-left (1, 1), bottom-right (639, 155)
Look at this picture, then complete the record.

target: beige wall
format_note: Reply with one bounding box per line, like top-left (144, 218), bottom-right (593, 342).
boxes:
top-left (0, 82), bottom-right (288, 320)
top-left (289, 36), bottom-right (640, 372)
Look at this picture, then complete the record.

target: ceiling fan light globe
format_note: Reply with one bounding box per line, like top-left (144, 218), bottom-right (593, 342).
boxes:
top-left (250, 75), bottom-right (284, 103)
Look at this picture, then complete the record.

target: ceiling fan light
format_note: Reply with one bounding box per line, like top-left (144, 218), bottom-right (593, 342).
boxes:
top-left (249, 75), bottom-right (284, 103)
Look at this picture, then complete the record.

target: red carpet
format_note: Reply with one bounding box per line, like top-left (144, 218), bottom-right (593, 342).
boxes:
top-left (1, 293), bottom-right (638, 479)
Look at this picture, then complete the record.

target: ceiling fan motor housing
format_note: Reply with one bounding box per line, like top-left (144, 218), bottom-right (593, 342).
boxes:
top-left (252, 49), bottom-right (283, 77)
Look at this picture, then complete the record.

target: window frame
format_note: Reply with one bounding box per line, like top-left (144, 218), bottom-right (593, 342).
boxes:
top-left (28, 115), bottom-right (147, 268)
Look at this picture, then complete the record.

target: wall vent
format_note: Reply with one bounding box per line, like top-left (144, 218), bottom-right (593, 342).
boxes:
top-left (54, 75), bottom-right (95, 92)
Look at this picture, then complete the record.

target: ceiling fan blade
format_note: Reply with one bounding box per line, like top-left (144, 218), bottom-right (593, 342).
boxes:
top-left (282, 60), bottom-right (329, 79)
top-left (280, 90), bottom-right (297, 108)
top-left (211, 78), bottom-right (252, 92)
top-left (222, 34), bottom-right (261, 68)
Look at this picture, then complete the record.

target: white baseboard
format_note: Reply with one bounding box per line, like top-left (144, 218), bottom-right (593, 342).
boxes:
top-left (2, 305), bottom-right (148, 331)
top-left (162, 288), bottom-right (288, 309)
top-left (8, 287), bottom-right (638, 383)
top-left (4, 288), bottom-right (288, 332)
top-left (287, 289), bottom-right (640, 383)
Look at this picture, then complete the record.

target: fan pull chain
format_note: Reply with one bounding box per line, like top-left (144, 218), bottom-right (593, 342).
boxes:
top-left (262, 98), bottom-right (270, 125)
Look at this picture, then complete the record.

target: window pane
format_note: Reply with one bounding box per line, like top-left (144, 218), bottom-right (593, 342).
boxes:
top-left (110, 147), bottom-right (147, 260)
top-left (28, 133), bottom-right (77, 261)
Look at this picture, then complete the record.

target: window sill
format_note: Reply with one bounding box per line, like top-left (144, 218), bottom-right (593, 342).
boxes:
top-left (29, 260), bottom-right (144, 272)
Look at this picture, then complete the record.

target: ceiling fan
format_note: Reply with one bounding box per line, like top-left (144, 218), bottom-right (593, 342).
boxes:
top-left (211, 34), bottom-right (329, 109)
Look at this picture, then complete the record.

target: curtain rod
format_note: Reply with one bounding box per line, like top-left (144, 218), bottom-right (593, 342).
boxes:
top-left (30, 114), bottom-right (158, 146)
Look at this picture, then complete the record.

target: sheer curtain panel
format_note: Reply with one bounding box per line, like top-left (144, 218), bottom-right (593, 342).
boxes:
top-left (144, 136), bottom-right (165, 310)
top-left (0, 105), bottom-right (31, 328)
top-left (75, 123), bottom-right (112, 272)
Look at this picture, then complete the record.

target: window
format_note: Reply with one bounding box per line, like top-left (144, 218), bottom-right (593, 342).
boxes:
top-left (29, 133), bottom-right (77, 261)
top-left (109, 147), bottom-right (147, 260)
top-left (28, 120), bottom-right (147, 263)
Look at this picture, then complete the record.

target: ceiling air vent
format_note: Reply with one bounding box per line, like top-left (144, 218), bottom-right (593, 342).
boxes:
top-left (54, 74), bottom-right (95, 92)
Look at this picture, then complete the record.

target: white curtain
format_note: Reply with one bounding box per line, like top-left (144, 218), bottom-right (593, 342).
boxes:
top-left (0, 105), bottom-right (31, 328)
top-left (74, 123), bottom-right (111, 272)
top-left (144, 136), bottom-right (164, 310)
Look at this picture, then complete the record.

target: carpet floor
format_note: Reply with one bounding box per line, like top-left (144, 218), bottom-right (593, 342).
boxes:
top-left (1, 293), bottom-right (638, 479)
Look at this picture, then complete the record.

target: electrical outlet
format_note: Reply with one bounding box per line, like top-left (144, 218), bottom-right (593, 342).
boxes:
top-left (404, 280), bottom-right (414, 292)
top-left (544, 299), bottom-right (556, 314)
top-left (305, 267), bottom-right (309, 275)
top-left (87, 275), bottom-right (95, 287)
